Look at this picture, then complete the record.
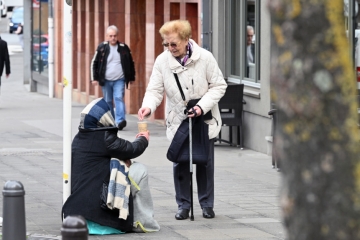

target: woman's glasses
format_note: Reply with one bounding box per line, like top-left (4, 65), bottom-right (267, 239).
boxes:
top-left (162, 42), bottom-right (178, 48)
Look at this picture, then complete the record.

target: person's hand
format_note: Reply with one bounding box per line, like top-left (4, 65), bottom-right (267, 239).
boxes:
top-left (6, 74), bottom-right (9, 78)
top-left (136, 130), bottom-right (150, 141)
top-left (127, 81), bottom-right (134, 90)
top-left (91, 81), bottom-right (98, 86)
top-left (187, 106), bottom-right (201, 118)
top-left (124, 159), bottom-right (132, 168)
top-left (138, 107), bottom-right (151, 120)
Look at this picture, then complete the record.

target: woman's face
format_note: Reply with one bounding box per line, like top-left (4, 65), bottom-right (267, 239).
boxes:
top-left (162, 33), bottom-right (188, 58)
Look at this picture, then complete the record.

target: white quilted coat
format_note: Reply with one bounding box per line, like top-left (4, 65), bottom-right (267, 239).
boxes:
top-left (141, 39), bottom-right (227, 141)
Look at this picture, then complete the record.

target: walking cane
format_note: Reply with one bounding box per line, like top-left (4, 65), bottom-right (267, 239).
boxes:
top-left (189, 117), bottom-right (194, 221)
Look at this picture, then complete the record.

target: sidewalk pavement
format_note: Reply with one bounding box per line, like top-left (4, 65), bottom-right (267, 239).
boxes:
top-left (0, 52), bottom-right (285, 240)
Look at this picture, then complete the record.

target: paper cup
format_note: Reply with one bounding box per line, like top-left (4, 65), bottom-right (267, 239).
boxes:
top-left (137, 122), bottom-right (147, 132)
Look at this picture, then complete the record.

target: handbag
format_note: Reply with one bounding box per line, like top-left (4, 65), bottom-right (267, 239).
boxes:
top-left (173, 73), bottom-right (212, 121)
top-left (167, 115), bottom-right (210, 164)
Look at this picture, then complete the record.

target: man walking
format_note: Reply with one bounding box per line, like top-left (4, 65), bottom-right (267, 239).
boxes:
top-left (0, 36), bottom-right (11, 95)
top-left (91, 25), bottom-right (135, 130)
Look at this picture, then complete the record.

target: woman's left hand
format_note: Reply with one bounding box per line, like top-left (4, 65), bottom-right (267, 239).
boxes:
top-left (187, 106), bottom-right (201, 118)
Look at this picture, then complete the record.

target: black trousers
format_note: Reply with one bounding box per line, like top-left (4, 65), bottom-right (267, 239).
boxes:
top-left (173, 139), bottom-right (215, 210)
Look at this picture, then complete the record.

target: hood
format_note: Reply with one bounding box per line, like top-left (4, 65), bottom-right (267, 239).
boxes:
top-left (79, 98), bottom-right (116, 129)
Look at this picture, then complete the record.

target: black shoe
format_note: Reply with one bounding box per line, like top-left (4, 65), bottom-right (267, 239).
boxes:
top-left (175, 209), bottom-right (189, 220)
top-left (202, 207), bottom-right (215, 218)
top-left (118, 120), bottom-right (127, 130)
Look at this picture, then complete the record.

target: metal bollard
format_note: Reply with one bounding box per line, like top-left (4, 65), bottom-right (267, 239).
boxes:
top-left (2, 180), bottom-right (27, 240)
top-left (61, 215), bottom-right (88, 240)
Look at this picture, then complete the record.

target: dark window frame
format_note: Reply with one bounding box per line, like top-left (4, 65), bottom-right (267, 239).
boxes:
top-left (226, 0), bottom-right (261, 87)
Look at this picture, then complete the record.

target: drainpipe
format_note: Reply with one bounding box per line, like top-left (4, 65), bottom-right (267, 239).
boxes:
top-left (48, 0), bottom-right (54, 98)
top-left (63, 0), bottom-right (72, 204)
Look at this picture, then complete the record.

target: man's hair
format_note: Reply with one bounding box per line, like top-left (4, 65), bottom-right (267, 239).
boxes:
top-left (107, 25), bottom-right (118, 34)
top-left (247, 25), bottom-right (254, 32)
top-left (159, 20), bottom-right (192, 40)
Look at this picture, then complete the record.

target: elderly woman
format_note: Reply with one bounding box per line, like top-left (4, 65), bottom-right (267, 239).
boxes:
top-left (138, 20), bottom-right (227, 220)
top-left (62, 98), bottom-right (155, 233)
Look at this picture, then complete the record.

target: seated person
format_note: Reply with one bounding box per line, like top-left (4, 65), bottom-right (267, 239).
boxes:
top-left (62, 98), bottom-right (157, 233)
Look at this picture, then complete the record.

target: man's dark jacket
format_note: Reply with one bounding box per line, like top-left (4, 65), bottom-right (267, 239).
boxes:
top-left (0, 37), bottom-right (10, 80)
top-left (91, 41), bottom-right (135, 88)
top-left (62, 127), bottom-right (148, 232)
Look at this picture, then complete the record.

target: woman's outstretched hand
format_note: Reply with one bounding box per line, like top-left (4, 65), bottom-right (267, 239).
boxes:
top-left (136, 130), bottom-right (150, 141)
top-left (138, 107), bottom-right (151, 120)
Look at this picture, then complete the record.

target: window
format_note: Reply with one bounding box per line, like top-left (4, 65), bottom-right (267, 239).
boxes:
top-left (227, 0), bottom-right (260, 86)
top-left (32, 0), bottom-right (49, 77)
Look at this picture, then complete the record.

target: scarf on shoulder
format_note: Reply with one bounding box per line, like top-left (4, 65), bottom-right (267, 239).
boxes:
top-left (107, 159), bottom-right (131, 220)
top-left (176, 42), bottom-right (193, 66)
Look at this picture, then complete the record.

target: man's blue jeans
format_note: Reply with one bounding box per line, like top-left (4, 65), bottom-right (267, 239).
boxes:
top-left (101, 78), bottom-right (126, 125)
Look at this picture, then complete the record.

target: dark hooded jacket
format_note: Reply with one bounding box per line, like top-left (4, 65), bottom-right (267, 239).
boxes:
top-left (62, 98), bottom-right (148, 232)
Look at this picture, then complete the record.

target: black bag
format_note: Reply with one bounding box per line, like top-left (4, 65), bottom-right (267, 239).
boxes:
top-left (173, 73), bottom-right (212, 121)
top-left (99, 178), bottom-right (134, 231)
top-left (167, 115), bottom-right (210, 164)
top-left (100, 180), bottom-right (119, 212)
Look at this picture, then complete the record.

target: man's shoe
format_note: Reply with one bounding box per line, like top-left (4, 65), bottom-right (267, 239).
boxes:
top-left (202, 207), bottom-right (215, 219)
top-left (118, 120), bottom-right (127, 130)
top-left (175, 209), bottom-right (189, 220)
